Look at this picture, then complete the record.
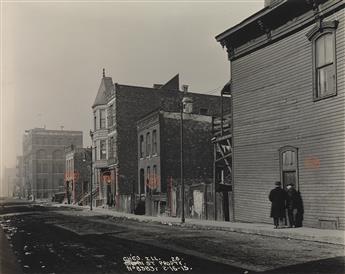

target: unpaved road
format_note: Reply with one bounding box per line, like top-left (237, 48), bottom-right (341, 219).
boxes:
top-left (0, 201), bottom-right (344, 274)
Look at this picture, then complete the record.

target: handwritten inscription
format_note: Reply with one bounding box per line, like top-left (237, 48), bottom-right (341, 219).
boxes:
top-left (123, 255), bottom-right (192, 272)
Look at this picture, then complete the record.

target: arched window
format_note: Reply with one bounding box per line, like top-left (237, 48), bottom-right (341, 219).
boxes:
top-left (139, 135), bottom-right (144, 158)
top-left (36, 149), bottom-right (47, 173)
top-left (146, 132), bottom-right (151, 157)
top-left (307, 20), bottom-right (338, 100)
top-left (139, 169), bottom-right (145, 195)
top-left (279, 146), bottom-right (299, 190)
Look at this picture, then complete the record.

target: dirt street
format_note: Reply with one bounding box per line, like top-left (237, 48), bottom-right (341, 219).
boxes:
top-left (0, 201), bottom-right (344, 274)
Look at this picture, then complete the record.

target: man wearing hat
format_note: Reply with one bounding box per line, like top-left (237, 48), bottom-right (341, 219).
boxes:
top-left (269, 181), bottom-right (287, 228)
top-left (286, 183), bottom-right (304, 227)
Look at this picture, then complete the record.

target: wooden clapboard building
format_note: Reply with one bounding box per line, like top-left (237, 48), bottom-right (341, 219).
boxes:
top-left (216, 0), bottom-right (344, 229)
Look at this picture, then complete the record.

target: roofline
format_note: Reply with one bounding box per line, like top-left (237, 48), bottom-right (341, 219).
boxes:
top-left (136, 108), bottom-right (161, 126)
top-left (137, 109), bottom-right (214, 127)
top-left (215, 1), bottom-right (286, 42)
top-left (25, 129), bottom-right (83, 134)
top-left (116, 83), bottom-right (223, 98)
top-left (92, 103), bottom-right (108, 108)
top-left (116, 83), bottom-right (178, 92)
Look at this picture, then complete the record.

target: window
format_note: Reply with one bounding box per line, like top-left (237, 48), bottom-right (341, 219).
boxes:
top-left (279, 146), bottom-right (299, 190)
top-left (146, 132), bottom-right (151, 157)
top-left (94, 112), bottom-right (97, 130)
top-left (315, 33), bottom-right (335, 98)
top-left (199, 108), bottom-right (208, 115)
top-left (139, 169), bottom-right (145, 195)
top-left (109, 137), bottom-right (114, 159)
top-left (152, 130), bottom-right (157, 155)
top-left (37, 162), bottom-right (42, 173)
top-left (100, 140), bottom-right (107, 159)
top-left (153, 165), bottom-right (158, 190)
top-left (108, 105), bottom-right (113, 127)
top-left (37, 150), bottom-right (47, 174)
top-left (139, 135), bottom-right (144, 158)
top-left (42, 162), bottom-right (48, 173)
top-left (307, 21), bottom-right (338, 100)
top-left (112, 104), bottom-right (116, 125)
top-left (37, 150), bottom-right (46, 159)
top-left (100, 109), bottom-right (106, 129)
top-left (146, 166), bottom-right (150, 186)
top-left (58, 162), bottom-right (64, 173)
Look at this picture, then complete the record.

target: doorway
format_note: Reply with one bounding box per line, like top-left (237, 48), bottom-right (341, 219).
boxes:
top-left (279, 146), bottom-right (299, 190)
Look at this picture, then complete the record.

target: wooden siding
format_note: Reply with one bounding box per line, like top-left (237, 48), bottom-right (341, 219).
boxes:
top-left (231, 9), bottom-right (345, 229)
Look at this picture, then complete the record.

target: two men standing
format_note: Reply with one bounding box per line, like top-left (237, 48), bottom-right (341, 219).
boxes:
top-left (269, 181), bottom-right (303, 228)
top-left (286, 183), bottom-right (304, 228)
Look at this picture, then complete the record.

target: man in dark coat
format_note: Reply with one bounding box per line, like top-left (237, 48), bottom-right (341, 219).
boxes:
top-left (286, 183), bottom-right (304, 227)
top-left (269, 181), bottom-right (286, 228)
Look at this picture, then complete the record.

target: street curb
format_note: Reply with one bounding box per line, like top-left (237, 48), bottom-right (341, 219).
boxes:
top-left (54, 203), bottom-right (345, 246)
top-left (134, 218), bottom-right (345, 246)
top-left (179, 223), bottom-right (345, 246)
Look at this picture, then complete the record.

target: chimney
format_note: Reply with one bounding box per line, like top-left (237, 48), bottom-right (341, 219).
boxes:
top-left (182, 97), bottom-right (193, 114)
top-left (182, 85), bottom-right (189, 92)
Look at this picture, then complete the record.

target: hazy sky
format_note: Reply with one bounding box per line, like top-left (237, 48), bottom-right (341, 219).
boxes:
top-left (1, 0), bottom-right (263, 174)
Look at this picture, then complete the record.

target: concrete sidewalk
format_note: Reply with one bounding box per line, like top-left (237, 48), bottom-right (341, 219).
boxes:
top-left (56, 203), bottom-right (345, 246)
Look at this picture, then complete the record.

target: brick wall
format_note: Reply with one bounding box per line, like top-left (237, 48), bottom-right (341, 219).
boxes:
top-left (161, 114), bottom-right (213, 190)
top-left (116, 85), bottom-right (229, 199)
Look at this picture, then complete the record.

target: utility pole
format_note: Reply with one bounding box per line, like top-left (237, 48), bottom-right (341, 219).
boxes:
top-left (180, 98), bottom-right (185, 224)
top-left (89, 130), bottom-right (94, 211)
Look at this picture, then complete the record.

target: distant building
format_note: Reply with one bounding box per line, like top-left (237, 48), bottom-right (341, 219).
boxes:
top-left (22, 128), bottom-right (83, 199)
top-left (92, 71), bottom-right (230, 212)
top-left (216, 0), bottom-right (344, 229)
top-left (15, 156), bottom-right (25, 198)
top-left (137, 108), bottom-right (214, 219)
top-left (65, 145), bottom-right (91, 205)
top-left (3, 167), bottom-right (16, 197)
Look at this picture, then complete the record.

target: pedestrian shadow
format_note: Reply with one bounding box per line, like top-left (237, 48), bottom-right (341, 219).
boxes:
top-left (261, 256), bottom-right (345, 274)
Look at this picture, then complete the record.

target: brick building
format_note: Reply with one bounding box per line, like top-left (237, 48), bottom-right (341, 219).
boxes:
top-left (65, 146), bottom-right (91, 205)
top-left (22, 128), bottom-right (83, 199)
top-left (137, 107), bottom-right (214, 218)
top-left (216, 0), bottom-right (344, 229)
top-left (2, 167), bottom-right (16, 197)
top-left (92, 72), bottom-right (229, 212)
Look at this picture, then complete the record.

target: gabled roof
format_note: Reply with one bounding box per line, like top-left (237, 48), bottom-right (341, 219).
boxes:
top-left (159, 74), bottom-right (179, 91)
top-left (92, 76), bottom-right (113, 108)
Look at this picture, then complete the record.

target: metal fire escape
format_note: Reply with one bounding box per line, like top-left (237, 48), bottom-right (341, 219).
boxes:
top-left (212, 81), bottom-right (232, 221)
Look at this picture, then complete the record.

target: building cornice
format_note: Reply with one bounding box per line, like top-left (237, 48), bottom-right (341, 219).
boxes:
top-left (217, 0), bottom-right (344, 61)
